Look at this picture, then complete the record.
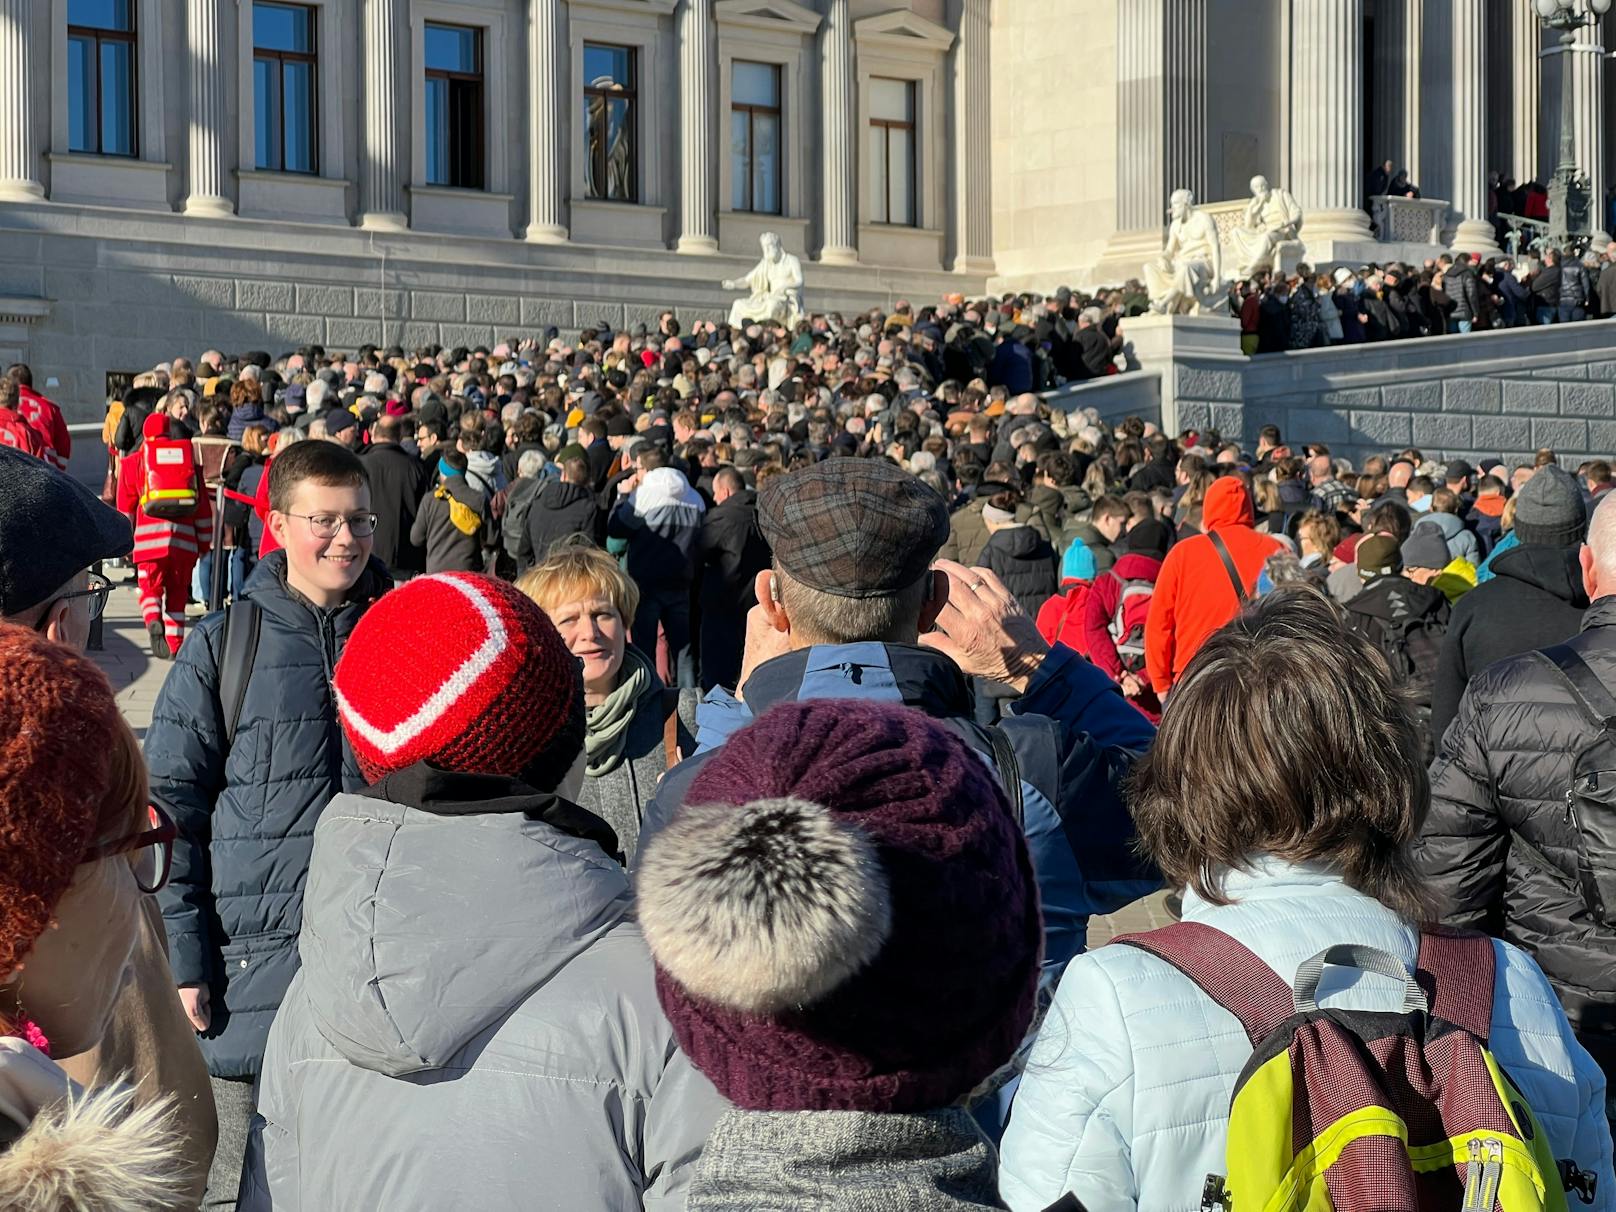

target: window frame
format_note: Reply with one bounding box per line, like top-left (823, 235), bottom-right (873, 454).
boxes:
top-left (252, 1), bottom-right (319, 175)
top-left (730, 59), bottom-right (781, 215)
top-left (868, 76), bottom-right (915, 227)
top-left (423, 20), bottom-right (486, 190)
top-left (67, 0), bottom-right (139, 158)
top-left (582, 42), bottom-right (638, 204)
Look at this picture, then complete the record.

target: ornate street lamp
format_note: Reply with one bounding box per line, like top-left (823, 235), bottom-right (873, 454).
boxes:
top-left (1534, 0), bottom-right (1613, 250)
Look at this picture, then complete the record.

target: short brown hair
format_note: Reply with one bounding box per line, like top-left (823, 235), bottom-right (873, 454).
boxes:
top-left (267, 439), bottom-right (369, 514)
top-left (1129, 588), bottom-right (1431, 919)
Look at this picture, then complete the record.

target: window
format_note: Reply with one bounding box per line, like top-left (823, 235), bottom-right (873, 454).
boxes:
top-left (583, 44), bottom-right (636, 202)
top-left (730, 61), bottom-right (781, 214)
top-left (424, 22), bottom-right (484, 189)
top-left (67, 0), bottom-right (137, 156)
top-left (253, 3), bottom-right (317, 173)
top-left (868, 77), bottom-right (915, 226)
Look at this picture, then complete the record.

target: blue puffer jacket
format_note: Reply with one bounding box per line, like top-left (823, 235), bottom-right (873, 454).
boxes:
top-left (148, 551), bottom-right (391, 1078)
top-left (999, 859), bottom-right (1615, 1212)
top-left (640, 642), bottom-right (1160, 976)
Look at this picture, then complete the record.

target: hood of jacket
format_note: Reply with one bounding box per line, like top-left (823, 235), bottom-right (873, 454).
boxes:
top-left (1202, 477), bottom-right (1255, 531)
top-left (1110, 552), bottom-right (1163, 582)
top-left (298, 764), bottom-right (632, 1077)
top-left (689, 1108), bottom-right (1001, 1211)
top-left (0, 1041), bottom-right (185, 1212)
top-left (986, 524), bottom-right (1046, 558)
top-left (1419, 510), bottom-right (1466, 543)
top-left (464, 449), bottom-right (502, 492)
top-left (536, 477), bottom-right (595, 511)
top-left (1488, 543), bottom-right (1590, 608)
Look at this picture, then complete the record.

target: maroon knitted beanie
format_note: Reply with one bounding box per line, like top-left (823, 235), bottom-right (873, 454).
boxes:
top-left (0, 624), bottom-right (123, 982)
top-left (636, 699), bottom-right (1041, 1113)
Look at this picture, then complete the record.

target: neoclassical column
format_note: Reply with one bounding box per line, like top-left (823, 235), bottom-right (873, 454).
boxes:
top-left (525, 0), bottom-right (567, 242)
top-left (676, 0), bottom-right (717, 252)
top-left (1163, 0), bottom-right (1207, 201)
top-left (1510, 1), bottom-right (1541, 183)
top-left (1371, 0), bottom-right (1422, 184)
top-left (1114, 0), bottom-right (1164, 232)
top-left (949, 0), bottom-right (991, 272)
top-left (1572, 26), bottom-right (1604, 230)
top-left (1290, 0), bottom-right (1372, 242)
top-left (360, 0), bottom-right (408, 230)
top-left (183, 0), bottom-right (233, 215)
top-left (819, 0), bottom-right (858, 264)
top-left (0, 0), bottom-right (42, 201)
top-left (1450, 0), bottom-right (1500, 252)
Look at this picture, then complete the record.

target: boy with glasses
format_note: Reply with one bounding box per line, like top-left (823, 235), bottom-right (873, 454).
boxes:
top-left (146, 440), bottom-right (390, 1209)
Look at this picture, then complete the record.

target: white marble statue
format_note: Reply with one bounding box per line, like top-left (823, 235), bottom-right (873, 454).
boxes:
top-left (723, 232), bottom-right (805, 328)
top-left (1228, 175), bottom-right (1304, 278)
top-left (1145, 189), bottom-right (1226, 315)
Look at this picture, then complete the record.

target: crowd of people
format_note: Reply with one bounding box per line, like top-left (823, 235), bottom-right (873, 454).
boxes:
top-left (0, 285), bottom-right (1611, 1211)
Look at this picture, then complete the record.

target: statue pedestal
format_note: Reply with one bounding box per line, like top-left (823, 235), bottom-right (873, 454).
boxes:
top-left (1121, 313), bottom-right (1245, 440)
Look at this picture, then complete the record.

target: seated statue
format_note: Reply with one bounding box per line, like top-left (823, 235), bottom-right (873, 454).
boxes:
top-left (1145, 189), bottom-right (1226, 316)
top-left (723, 232), bottom-right (804, 328)
top-left (1227, 175), bottom-right (1303, 278)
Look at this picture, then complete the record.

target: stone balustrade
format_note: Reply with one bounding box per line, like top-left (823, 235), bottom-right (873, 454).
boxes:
top-left (1368, 195), bottom-right (1449, 245)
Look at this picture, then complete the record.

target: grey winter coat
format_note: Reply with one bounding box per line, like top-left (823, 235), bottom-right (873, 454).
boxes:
top-left (688, 1108), bottom-right (1005, 1211)
top-left (577, 685), bottom-right (699, 865)
top-left (240, 765), bottom-right (725, 1211)
top-left (1414, 510), bottom-right (1482, 567)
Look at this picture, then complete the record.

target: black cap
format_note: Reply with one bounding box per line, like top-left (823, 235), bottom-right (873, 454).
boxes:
top-left (605, 414), bottom-right (636, 437)
top-left (0, 449), bottom-right (133, 616)
top-left (324, 408), bottom-right (357, 435)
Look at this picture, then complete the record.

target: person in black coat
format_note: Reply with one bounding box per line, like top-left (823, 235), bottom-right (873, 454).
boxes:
top-left (974, 491), bottom-right (1058, 618)
top-left (1417, 542), bottom-right (1616, 1085)
top-left (361, 415), bottom-right (428, 576)
top-left (1430, 466), bottom-right (1590, 743)
top-left (520, 454), bottom-right (604, 569)
top-left (696, 467), bottom-right (772, 691)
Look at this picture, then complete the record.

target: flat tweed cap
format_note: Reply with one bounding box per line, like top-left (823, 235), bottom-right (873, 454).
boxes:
top-left (759, 460), bottom-right (950, 598)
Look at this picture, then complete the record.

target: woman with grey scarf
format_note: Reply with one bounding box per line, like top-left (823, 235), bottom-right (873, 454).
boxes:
top-left (517, 542), bottom-right (696, 862)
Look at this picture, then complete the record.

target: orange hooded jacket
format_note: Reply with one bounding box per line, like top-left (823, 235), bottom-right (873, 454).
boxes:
top-left (1144, 478), bottom-right (1282, 694)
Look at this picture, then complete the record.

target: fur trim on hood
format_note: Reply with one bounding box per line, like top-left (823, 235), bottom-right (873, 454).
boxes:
top-left (0, 1041), bottom-right (183, 1212)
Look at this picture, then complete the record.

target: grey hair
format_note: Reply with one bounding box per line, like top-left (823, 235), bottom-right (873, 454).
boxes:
top-left (774, 564), bottom-right (932, 645)
top-left (517, 449), bottom-right (547, 479)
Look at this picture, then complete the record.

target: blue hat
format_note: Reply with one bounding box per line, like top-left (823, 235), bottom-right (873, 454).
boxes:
top-left (1061, 539), bottom-right (1097, 582)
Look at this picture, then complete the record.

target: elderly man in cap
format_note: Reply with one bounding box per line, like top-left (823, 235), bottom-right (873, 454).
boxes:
top-left (641, 459), bottom-right (1159, 1009)
top-left (0, 447), bottom-right (217, 1204)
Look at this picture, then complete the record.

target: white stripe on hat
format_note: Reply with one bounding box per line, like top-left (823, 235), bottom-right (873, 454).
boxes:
top-left (334, 573), bottom-right (508, 758)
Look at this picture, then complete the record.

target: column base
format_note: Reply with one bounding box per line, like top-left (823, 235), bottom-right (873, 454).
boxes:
top-left (952, 254), bottom-right (996, 276)
top-left (524, 223), bottom-right (569, 245)
top-left (183, 194), bottom-right (235, 218)
top-left (819, 244), bottom-right (859, 266)
top-left (676, 233), bottom-right (720, 255)
top-left (0, 180), bottom-right (45, 203)
top-left (360, 211), bottom-right (409, 232)
top-left (1449, 218), bottom-right (1502, 257)
top-left (1300, 207), bottom-right (1375, 244)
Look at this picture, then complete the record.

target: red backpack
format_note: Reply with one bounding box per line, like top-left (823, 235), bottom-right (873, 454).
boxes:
top-left (0, 409), bottom-right (42, 458)
top-left (140, 437), bottom-right (201, 519)
top-left (1106, 570), bottom-right (1154, 673)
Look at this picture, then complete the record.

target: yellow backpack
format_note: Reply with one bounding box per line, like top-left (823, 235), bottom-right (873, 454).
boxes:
top-left (1113, 923), bottom-right (1595, 1211)
top-left (436, 485), bottom-right (481, 537)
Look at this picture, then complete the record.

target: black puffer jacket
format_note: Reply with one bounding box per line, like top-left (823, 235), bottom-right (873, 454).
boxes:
top-left (1430, 544), bottom-right (1589, 744)
top-left (1443, 264), bottom-right (1482, 323)
top-left (149, 551), bottom-right (391, 1077)
top-left (975, 524), bottom-right (1058, 617)
top-left (519, 477), bottom-right (602, 568)
top-left (1417, 598), bottom-right (1616, 1074)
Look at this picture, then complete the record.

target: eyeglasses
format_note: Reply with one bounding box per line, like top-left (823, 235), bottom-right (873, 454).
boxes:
top-left (33, 572), bottom-right (112, 632)
top-left (285, 512), bottom-right (378, 540)
top-left (81, 803), bottom-right (178, 894)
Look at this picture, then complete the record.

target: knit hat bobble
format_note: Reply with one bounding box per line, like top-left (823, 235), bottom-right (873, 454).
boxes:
top-left (0, 625), bottom-right (124, 982)
top-left (334, 573), bottom-right (585, 788)
top-left (637, 699), bottom-right (1041, 1114)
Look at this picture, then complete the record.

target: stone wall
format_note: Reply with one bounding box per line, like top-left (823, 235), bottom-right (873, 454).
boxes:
top-left (0, 203), bottom-right (982, 424)
top-left (1044, 369), bottom-right (1162, 427)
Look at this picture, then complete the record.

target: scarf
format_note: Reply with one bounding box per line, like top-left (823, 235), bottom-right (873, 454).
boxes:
top-left (586, 646), bottom-right (655, 777)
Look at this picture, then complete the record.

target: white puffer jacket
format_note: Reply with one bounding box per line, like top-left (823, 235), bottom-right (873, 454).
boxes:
top-left (1000, 858), bottom-right (1615, 1212)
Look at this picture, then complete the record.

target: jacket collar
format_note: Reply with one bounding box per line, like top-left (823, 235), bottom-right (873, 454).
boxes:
top-left (1584, 595), bottom-right (1616, 632)
top-left (740, 643), bottom-right (973, 718)
top-left (1183, 856), bottom-right (1352, 915)
top-left (242, 549), bottom-right (392, 629)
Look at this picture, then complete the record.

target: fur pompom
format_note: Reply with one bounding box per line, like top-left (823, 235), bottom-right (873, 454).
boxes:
top-left (0, 1083), bottom-right (185, 1212)
top-left (637, 797), bottom-right (892, 1014)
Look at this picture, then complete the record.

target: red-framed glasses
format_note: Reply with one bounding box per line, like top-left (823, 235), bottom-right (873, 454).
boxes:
top-left (80, 804), bottom-right (178, 894)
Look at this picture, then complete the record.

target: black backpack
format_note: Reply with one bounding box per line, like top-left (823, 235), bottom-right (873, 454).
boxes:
top-left (1535, 643), bottom-right (1616, 929)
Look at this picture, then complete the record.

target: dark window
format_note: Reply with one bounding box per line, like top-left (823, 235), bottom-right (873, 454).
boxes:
top-left (583, 44), bottom-right (636, 202)
top-left (730, 61), bottom-right (781, 214)
top-left (68, 0), bottom-right (137, 157)
top-left (253, 2), bottom-right (317, 173)
top-left (424, 22), bottom-right (484, 189)
top-left (868, 77), bottom-right (916, 226)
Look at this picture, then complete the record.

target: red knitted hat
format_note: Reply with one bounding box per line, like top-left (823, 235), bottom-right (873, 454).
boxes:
top-left (334, 573), bottom-right (585, 787)
top-left (0, 624), bottom-right (123, 982)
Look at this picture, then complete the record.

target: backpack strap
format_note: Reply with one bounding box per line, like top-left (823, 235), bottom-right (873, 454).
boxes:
top-left (1536, 643), bottom-right (1616, 729)
top-left (983, 724), bottom-right (1024, 827)
top-left (1113, 921), bottom-right (1293, 1046)
top-left (1415, 927), bottom-right (1497, 1041)
top-left (1207, 531), bottom-right (1249, 606)
top-left (218, 600), bottom-right (262, 747)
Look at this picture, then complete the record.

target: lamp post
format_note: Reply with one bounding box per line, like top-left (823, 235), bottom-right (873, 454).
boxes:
top-left (1534, 0), bottom-right (1612, 251)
